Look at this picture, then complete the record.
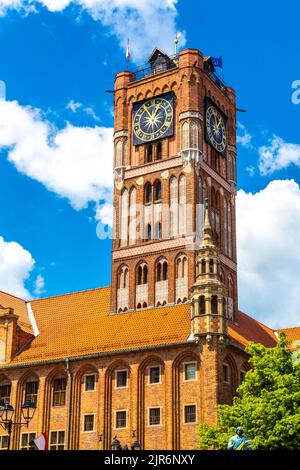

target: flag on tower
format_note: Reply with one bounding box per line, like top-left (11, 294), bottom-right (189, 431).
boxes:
top-left (211, 56), bottom-right (223, 69)
top-left (126, 39), bottom-right (131, 61)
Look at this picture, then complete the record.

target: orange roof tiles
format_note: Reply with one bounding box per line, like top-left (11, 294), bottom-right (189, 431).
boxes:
top-left (2, 287), bottom-right (191, 367)
top-left (0, 287), bottom-right (299, 368)
top-left (229, 311), bottom-right (278, 349)
top-left (276, 327), bottom-right (300, 351)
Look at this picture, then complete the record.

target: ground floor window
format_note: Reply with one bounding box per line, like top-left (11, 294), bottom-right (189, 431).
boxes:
top-left (0, 435), bottom-right (8, 450)
top-left (50, 431), bottom-right (65, 450)
top-left (184, 405), bottom-right (196, 423)
top-left (20, 433), bottom-right (36, 450)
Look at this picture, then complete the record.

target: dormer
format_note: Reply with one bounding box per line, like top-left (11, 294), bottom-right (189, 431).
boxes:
top-left (0, 303), bottom-right (35, 364)
top-left (148, 48), bottom-right (177, 75)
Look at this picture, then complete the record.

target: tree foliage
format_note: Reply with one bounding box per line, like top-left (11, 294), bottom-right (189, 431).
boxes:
top-left (198, 334), bottom-right (300, 450)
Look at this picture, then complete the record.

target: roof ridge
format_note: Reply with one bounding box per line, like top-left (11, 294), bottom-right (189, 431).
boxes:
top-left (238, 310), bottom-right (275, 333)
top-left (30, 285), bottom-right (110, 302)
top-left (276, 326), bottom-right (300, 332)
top-left (0, 290), bottom-right (26, 302)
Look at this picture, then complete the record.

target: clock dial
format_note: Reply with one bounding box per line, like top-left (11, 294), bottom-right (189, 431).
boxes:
top-left (205, 105), bottom-right (226, 154)
top-left (133, 94), bottom-right (173, 144)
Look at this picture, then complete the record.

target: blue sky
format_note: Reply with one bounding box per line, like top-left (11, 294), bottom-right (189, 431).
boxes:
top-left (0, 0), bottom-right (300, 328)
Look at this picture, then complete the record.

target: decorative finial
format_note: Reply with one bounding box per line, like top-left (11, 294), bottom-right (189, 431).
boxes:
top-left (203, 198), bottom-right (213, 245)
top-left (174, 32), bottom-right (181, 56)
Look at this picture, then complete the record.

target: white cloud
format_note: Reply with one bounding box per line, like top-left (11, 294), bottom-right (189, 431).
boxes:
top-left (259, 135), bottom-right (300, 175)
top-left (0, 236), bottom-right (35, 299)
top-left (66, 99), bottom-right (82, 113)
top-left (95, 201), bottom-right (113, 226)
top-left (66, 100), bottom-right (100, 121)
top-left (237, 179), bottom-right (300, 329)
top-left (34, 273), bottom-right (45, 295)
top-left (246, 165), bottom-right (255, 176)
top-left (236, 121), bottom-right (252, 148)
top-left (0, 0), bottom-right (184, 62)
top-left (0, 100), bottom-right (113, 219)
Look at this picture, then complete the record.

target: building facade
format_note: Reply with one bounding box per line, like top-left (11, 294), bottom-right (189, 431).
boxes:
top-left (0, 47), bottom-right (299, 451)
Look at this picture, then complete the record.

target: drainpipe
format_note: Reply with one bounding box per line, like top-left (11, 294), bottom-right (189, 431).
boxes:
top-left (66, 358), bottom-right (73, 450)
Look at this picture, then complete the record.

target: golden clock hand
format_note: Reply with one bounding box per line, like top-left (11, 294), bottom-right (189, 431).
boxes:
top-left (143, 104), bottom-right (152, 119)
top-left (151, 104), bottom-right (161, 122)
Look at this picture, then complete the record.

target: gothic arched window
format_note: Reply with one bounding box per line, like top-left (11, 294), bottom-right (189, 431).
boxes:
top-left (115, 140), bottom-right (123, 167)
top-left (146, 224), bottom-right (152, 241)
top-left (145, 183), bottom-right (152, 204)
top-left (181, 121), bottom-right (189, 149)
top-left (156, 222), bottom-right (162, 240)
top-left (199, 296), bottom-right (206, 315)
top-left (154, 180), bottom-right (162, 202)
top-left (146, 144), bottom-right (153, 163)
top-left (120, 188), bottom-right (129, 247)
top-left (156, 142), bottom-right (162, 160)
top-left (170, 176), bottom-right (178, 237)
top-left (129, 186), bottom-right (136, 246)
top-left (211, 295), bottom-right (218, 314)
top-left (179, 174), bottom-right (186, 235)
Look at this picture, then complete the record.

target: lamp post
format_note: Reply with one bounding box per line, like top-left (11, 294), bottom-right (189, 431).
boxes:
top-left (111, 434), bottom-right (141, 451)
top-left (0, 401), bottom-right (36, 450)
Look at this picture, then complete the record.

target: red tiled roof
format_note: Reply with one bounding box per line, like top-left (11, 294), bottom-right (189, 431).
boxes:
top-left (228, 311), bottom-right (278, 349)
top-left (276, 327), bottom-right (300, 351)
top-left (0, 287), bottom-right (298, 367)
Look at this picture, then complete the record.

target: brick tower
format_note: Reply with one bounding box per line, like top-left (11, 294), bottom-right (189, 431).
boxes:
top-left (110, 48), bottom-right (238, 322)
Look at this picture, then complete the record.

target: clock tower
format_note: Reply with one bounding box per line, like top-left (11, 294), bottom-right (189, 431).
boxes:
top-left (110, 48), bottom-right (238, 323)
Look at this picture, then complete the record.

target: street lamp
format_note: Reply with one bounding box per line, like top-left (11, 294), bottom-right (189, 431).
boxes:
top-left (111, 435), bottom-right (141, 451)
top-left (21, 401), bottom-right (36, 423)
top-left (111, 436), bottom-right (122, 451)
top-left (131, 440), bottom-right (141, 450)
top-left (0, 401), bottom-right (36, 450)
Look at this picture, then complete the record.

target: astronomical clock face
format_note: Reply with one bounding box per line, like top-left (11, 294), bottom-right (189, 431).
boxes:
top-left (205, 98), bottom-right (227, 156)
top-left (132, 92), bottom-right (174, 145)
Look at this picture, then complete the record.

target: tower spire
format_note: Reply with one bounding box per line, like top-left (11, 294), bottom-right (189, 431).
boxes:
top-left (202, 198), bottom-right (214, 246)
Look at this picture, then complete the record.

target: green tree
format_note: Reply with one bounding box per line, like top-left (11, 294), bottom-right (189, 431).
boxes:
top-left (198, 334), bottom-right (300, 450)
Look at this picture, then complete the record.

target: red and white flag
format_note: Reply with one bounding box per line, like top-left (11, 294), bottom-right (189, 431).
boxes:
top-left (126, 39), bottom-right (131, 61)
top-left (33, 432), bottom-right (48, 450)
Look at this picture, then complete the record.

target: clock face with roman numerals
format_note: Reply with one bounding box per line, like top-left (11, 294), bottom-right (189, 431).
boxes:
top-left (205, 98), bottom-right (227, 157)
top-left (132, 92), bottom-right (174, 145)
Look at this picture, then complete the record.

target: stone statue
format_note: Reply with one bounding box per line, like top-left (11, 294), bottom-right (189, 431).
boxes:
top-left (227, 427), bottom-right (253, 450)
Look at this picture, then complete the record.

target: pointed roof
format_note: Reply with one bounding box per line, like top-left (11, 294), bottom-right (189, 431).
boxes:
top-left (202, 199), bottom-right (214, 247)
top-left (148, 47), bottom-right (171, 64)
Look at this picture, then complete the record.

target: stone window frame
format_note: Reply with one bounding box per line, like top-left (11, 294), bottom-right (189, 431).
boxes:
top-left (82, 413), bottom-right (96, 433)
top-left (20, 432), bottom-right (37, 450)
top-left (147, 365), bottom-right (162, 385)
top-left (114, 409), bottom-right (128, 430)
top-left (49, 430), bottom-right (65, 450)
top-left (115, 369), bottom-right (129, 389)
top-left (83, 373), bottom-right (97, 392)
top-left (0, 435), bottom-right (9, 450)
top-left (183, 404), bottom-right (197, 424)
top-left (147, 406), bottom-right (163, 427)
top-left (183, 361), bottom-right (197, 382)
